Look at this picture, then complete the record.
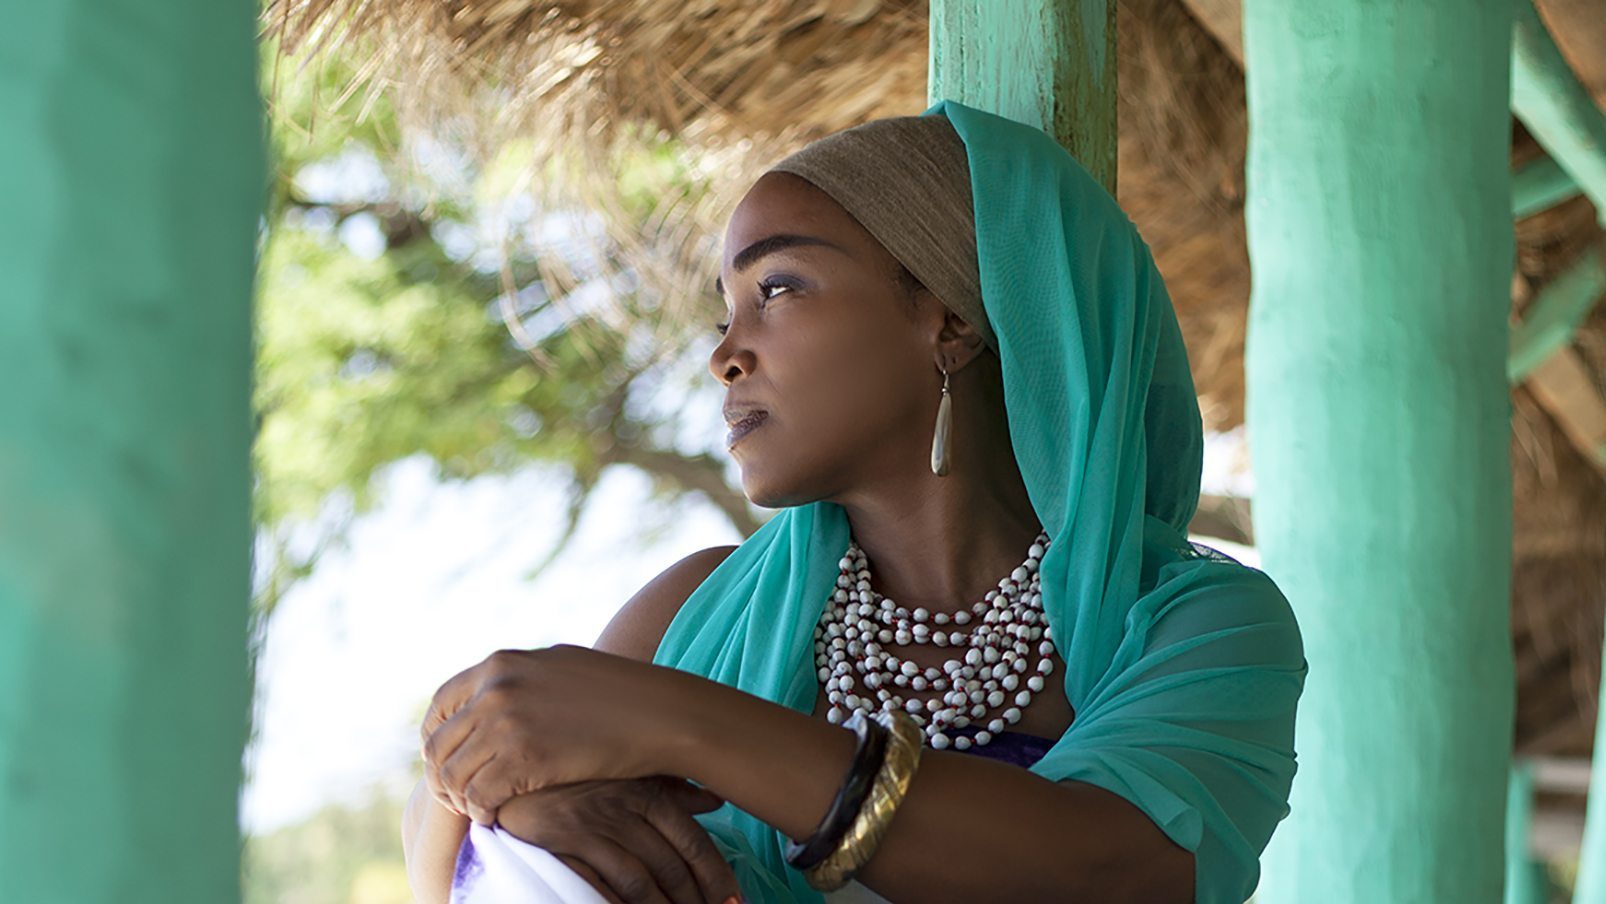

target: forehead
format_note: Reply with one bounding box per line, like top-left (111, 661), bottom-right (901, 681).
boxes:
top-left (722, 172), bottom-right (868, 266)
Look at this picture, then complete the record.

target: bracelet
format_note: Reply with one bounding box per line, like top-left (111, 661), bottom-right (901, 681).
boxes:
top-left (784, 709), bottom-right (890, 871)
top-left (803, 709), bottom-right (924, 892)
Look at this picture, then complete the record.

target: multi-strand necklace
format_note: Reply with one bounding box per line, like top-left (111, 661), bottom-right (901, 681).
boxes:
top-left (812, 529), bottom-right (1056, 752)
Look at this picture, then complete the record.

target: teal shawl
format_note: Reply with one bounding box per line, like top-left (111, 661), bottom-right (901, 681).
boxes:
top-left (652, 99), bottom-right (1308, 904)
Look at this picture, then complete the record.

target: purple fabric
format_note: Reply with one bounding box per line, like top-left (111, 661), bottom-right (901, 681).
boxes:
top-left (454, 830), bottom-right (482, 890)
top-left (944, 726), bottom-right (1054, 769)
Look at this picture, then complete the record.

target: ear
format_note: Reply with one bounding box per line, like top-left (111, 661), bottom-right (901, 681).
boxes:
top-left (932, 303), bottom-right (989, 374)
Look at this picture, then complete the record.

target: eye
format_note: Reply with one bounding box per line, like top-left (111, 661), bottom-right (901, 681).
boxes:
top-left (758, 276), bottom-right (799, 300)
top-left (715, 320), bottom-right (730, 336)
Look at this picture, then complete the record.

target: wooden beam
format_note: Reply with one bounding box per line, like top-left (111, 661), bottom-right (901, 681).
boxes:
top-left (1514, 0), bottom-right (1606, 224)
top-left (1510, 270), bottom-right (1606, 476)
top-left (1178, 0), bottom-right (1243, 66)
top-left (1187, 493), bottom-right (1253, 547)
top-left (1530, 755), bottom-right (1596, 796)
top-left (1509, 246), bottom-right (1606, 383)
top-left (1514, 154), bottom-right (1581, 219)
top-left (1527, 345), bottom-right (1606, 475)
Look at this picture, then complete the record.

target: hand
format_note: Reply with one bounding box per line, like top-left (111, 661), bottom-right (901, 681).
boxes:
top-left (496, 776), bottom-right (743, 904)
top-left (420, 644), bottom-right (700, 825)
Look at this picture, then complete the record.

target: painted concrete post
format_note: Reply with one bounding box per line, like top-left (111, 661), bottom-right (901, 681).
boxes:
top-left (0, 2), bottom-right (263, 901)
top-left (1570, 643), bottom-right (1606, 903)
top-left (928, 0), bottom-right (1117, 194)
top-left (1504, 761), bottom-right (1547, 904)
top-left (1242, 1), bottom-right (1516, 900)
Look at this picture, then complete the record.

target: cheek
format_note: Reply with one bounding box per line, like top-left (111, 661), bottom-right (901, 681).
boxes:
top-left (778, 319), bottom-right (921, 438)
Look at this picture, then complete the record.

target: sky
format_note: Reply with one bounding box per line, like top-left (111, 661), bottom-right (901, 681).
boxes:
top-left (239, 428), bottom-right (1256, 836)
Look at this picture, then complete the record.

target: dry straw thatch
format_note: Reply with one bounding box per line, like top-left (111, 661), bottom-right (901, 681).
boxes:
top-left (263, 0), bottom-right (1606, 758)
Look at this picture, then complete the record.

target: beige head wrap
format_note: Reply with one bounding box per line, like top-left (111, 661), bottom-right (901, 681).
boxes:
top-left (764, 114), bottom-right (996, 354)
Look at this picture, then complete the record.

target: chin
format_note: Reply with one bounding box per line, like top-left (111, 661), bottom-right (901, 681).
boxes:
top-left (736, 457), bottom-right (824, 510)
top-left (739, 474), bottom-right (807, 510)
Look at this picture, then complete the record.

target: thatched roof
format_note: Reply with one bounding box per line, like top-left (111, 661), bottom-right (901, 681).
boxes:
top-left (263, 0), bottom-right (1606, 763)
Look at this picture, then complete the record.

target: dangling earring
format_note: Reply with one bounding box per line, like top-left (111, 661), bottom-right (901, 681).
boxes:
top-left (930, 364), bottom-right (952, 476)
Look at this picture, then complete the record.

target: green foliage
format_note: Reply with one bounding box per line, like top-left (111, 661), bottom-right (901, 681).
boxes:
top-left (251, 41), bottom-right (759, 615)
top-left (255, 226), bottom-right (537, 525)
top-left (243, 782), bottom-right (413, 904)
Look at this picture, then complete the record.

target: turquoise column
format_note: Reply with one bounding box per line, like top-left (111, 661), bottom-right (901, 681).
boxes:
top-left (0, 2), bottom-right (263, 901)
top-left (928, 0), bottom-right (1116, 192)
top-left (1505, 762), bottom-right (1547, 904)
top-left (1241, 1), bottom-right (1516, 900)
top-left (1571, 639), bottom-right (1606, 903)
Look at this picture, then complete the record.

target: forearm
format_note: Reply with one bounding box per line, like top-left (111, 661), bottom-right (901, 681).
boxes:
top-left (663, 677), bottom-right (1189, 903)
top-left (402, 777), bottom-right (471, 904)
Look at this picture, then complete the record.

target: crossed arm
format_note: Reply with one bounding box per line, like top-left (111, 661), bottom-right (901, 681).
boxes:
top-left (402, 671), bottom-right (1190, 903)
top-left (660, 666), bottom-right (1194, 903)
top-left (402, 546), bottom-right (1199, 903)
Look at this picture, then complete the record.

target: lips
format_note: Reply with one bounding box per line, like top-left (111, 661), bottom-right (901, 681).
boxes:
top-left (725, 410), bottom-right (769, 448)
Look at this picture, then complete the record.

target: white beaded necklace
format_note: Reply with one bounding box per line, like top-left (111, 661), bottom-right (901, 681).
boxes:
top-left (812, 529), bottom-right (1056, 751)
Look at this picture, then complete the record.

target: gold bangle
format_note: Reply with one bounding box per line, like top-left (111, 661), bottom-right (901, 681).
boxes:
top-left (803, 709), bottom-right (924, 891)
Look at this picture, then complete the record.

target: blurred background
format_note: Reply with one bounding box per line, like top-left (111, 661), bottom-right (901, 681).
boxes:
top-left (238, 1), bottom-right (1604, 901)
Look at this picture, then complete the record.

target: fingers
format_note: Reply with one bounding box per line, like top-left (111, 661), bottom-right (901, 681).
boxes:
top-left (554, 854), bottom-right (628, 904)
top-left (453, 749), bottom-right (506, 826)
top-left (421, 696), bottom-right (480, 780)
top-left (606, 814), bottom-right (710, 904)
top-left (421, 757), bottom-right (465, 817)
top-left (436, 732), bottom-right (497, 822)
top-left (641, 786), bottom-right (742, 904)
top-left (565, 833), bottom-right (677, 904)
top-left (496, 780), bottom-right (739, 904)
top-left (657, 777), bottom-right (726, 815)
top-left (419, 660), bottom-right (486, 750)
top-left (463, 757), bottom-right (533, 826)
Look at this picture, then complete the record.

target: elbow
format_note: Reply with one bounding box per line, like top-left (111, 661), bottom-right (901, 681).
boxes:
top-left (1102, 841), bottom-right (1194, 904)
top-left (401, 780), bottom-right (453, 904)
top-left (1070, 781), bottom-right (1196, 904)
top-left (400, 785), bottom-right (426, 900)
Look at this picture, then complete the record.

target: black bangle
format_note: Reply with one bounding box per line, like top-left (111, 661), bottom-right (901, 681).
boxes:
top-left (784, 710), bottom-right (891, 872)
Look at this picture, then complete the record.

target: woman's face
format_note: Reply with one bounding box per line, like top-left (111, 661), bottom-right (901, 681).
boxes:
top-left (710, 171), bottom-right (945, 508)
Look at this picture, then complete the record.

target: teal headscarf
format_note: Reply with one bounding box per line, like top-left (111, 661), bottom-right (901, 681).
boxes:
top-left (653, 99), bottom-right (1307, 904)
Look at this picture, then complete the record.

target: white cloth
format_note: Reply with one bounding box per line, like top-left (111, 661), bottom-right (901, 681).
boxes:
top-left (449, 820), bottom-right (897, 903)
top-left (449, 821), bottom-right (611, 904)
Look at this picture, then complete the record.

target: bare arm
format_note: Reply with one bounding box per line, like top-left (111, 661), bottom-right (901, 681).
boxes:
top-left (399, 544), bottom-right (736, 904)
top-left (663, 672), bottom-right (1194, 903)
top-left (402, 775), bottom-right (470, 904)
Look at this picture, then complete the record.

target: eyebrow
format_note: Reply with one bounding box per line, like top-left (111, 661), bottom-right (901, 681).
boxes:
top-left (713, 233), bottom-right (847, 298)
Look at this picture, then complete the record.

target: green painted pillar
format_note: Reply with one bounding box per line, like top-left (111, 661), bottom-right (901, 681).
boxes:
top-left (928, 0), bottom-right (1116, 193)
top-left (1570, 634), bottom-right (1606, 903)
top-left (1504, 762), bottom-right (1547, 904)
top-left (1241, 1), bottom-right (1515, 901)
top-left (0, 2), bottom-right (262, 902)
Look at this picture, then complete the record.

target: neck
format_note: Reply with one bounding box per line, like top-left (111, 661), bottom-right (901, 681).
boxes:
top-left (834, 459), bottom-right (1042, 615)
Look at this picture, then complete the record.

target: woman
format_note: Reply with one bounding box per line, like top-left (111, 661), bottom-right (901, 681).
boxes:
top-left (403, 99), bottom-right (1308, 904)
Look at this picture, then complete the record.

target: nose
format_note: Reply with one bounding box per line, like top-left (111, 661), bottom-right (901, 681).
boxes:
top-left (708, 324), bottom-right (753, 386)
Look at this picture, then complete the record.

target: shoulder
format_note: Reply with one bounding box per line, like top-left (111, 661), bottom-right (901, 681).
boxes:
top-left (1145, 557), bottom-right (1305, 672)
top-left (593, 545), bottom-right (739, 663)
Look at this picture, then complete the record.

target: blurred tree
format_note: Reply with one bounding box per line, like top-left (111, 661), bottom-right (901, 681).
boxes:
top-left (243, 780), bottom-right (413, 904)
top-left (253, 41), bottom-right (760, 617)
